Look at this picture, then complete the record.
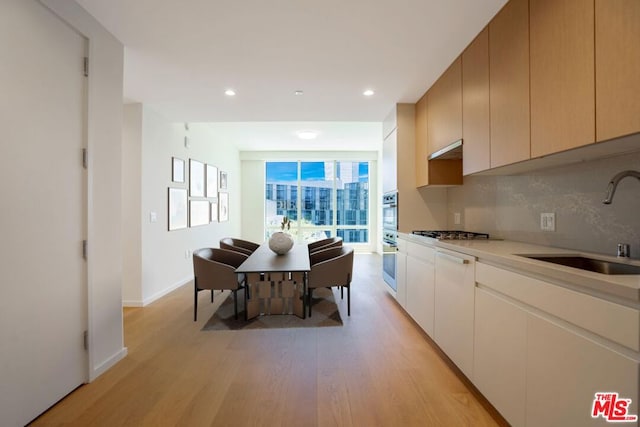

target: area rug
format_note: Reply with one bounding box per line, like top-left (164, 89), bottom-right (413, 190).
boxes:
top-left (201, 287), bottom-right (343, 331)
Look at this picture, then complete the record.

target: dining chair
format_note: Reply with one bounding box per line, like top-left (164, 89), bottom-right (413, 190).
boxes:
top-left (192, 248), bottom-right (247, 321)
top-left (220, 237), bottom-right (260, 256)
top-left (307, 236), bottom-right (343, 254)
top-left (307, 246), bottom-right (354, 317)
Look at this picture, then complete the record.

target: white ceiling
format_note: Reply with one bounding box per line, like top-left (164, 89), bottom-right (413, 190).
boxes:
top-left (75, 0), bottom-right (507, 150)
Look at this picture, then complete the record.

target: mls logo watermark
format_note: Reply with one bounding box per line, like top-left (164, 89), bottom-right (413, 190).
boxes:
top-left (592, 392), bottom-right (638, 423)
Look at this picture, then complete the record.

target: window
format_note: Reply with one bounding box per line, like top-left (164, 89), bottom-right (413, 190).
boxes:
top-left (265, 161), bottom-right (369, 243)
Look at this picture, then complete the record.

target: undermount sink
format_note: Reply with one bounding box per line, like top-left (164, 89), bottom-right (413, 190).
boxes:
top-left (518, 255), bottom-right (640, 275)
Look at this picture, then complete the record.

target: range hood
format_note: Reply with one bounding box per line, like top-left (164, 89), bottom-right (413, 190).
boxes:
top-left (418, 138), bottom-right (463, 187)
top-left (428, 139), bottom-right (463, 160)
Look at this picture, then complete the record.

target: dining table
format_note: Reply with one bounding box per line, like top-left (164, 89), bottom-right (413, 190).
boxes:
top-left (235, 243), bottom-right (310, 320)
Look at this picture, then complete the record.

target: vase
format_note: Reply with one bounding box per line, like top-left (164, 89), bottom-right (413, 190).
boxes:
top-left (268, 231), bottom-right (294, 255)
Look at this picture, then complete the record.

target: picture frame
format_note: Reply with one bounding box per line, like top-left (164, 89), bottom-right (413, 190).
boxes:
top-left (210, 199), bottom-right (218, 222)
top-left (189, 159), bottom-right (205, 197)
top-left (172, 157), bottom-right (185, 183)
top-left (168, 188), bottom-right (188, 231)
top-left (206, 164), bottom-right (218, 198)
top-left (189, 200), bottom-right (210, 227)
top-left (218, 192), bottom-right (229, 222)
top-left (219, 170), bottom-right (228, 190)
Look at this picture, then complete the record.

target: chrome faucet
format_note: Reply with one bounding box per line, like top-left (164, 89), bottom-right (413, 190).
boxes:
top-left (603, 170), bottom-right (640, 258)
top-left (602, 170), bottom-right (640, 204)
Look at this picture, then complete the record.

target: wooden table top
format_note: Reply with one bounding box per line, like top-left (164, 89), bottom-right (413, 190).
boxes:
top-left (236, 243), bottom-right (310, 273)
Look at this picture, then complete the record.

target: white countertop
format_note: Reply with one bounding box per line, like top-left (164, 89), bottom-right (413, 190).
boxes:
top-left (399, 232), bottom-right (640, 304)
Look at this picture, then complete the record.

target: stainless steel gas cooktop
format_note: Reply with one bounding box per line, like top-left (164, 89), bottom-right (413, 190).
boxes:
top-left (412, 230), bottom-right (490, 240)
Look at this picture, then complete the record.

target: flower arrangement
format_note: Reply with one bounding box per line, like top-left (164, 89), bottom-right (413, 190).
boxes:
top-left (280, 216), bottom-right (291, 231)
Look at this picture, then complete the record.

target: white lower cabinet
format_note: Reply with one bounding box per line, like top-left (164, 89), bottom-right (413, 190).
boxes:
top-left (406, 243), bottom-right (435, 336)
top-left (434, 248), bottom-right (476, 379)
top-left (475, 262), bottom-right (640, 427)
top-left (395, 250), bottom-right (407, 309)
top-left (474, 288), bottom-right (527, 427)
top-left (526, 314), bottom-right (639, 427)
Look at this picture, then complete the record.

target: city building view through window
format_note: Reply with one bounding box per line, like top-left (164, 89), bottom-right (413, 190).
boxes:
top-left (265, 161), bottom-right (369, 243)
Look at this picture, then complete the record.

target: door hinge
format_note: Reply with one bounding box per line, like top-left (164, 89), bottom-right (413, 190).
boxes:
top-left (82, 148), bottom-right (88, 169)
top-left (83, 57), bottom-right (89, 77)
top-left (83, 330), bottom-right (88, 351)
top-left (82, 240), bottom-right (88, 260)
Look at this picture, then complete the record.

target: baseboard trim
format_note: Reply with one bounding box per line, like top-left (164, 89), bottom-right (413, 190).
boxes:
top-left (90, 347), bottom-right (128, 382)
top-left (122, 300), bottom-right (144, 307)
top-left (122, 276), bottom-right (192, 308)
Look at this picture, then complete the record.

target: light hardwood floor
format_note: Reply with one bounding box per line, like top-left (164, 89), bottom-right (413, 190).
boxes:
top-left (31, 254), bottom-right (506, 427)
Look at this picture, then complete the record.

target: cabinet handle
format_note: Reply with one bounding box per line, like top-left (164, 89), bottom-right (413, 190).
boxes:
top-left (437, 252), bottom-right (469, 264)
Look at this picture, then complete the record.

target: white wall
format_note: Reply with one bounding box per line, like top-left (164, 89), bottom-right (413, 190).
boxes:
top-left (40, 0), bottom-right (126, 381)
top-left (123, 108), bottom-right (242, 306)
top-left (122, 104), bottom-right (142, 304)
top-left (241, 160), bottom-right (266, 243)
top-left (239, 151), bottom-right (379, 252)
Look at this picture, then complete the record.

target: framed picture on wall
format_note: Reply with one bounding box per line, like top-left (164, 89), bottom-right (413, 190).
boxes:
top-left (219, 170), bottom-right (228, 190)
top-left (189, 159), bottom-right (205, 197)
top-left (168, 188), bottom-right (188, 231)
top-left (218, 192), bottom-right (229, 222)
top-left (189, 200), bottom-right (210, 227)
top-left (172, 157), bottom-right (185, 183)
top-left (210, 200), bottom-right (218, 222)
top-left (206, 164), bottom-right (218, 198)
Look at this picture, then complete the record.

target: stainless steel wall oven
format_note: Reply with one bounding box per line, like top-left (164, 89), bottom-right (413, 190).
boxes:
top-left (382, 192), bottom-right (398, 290)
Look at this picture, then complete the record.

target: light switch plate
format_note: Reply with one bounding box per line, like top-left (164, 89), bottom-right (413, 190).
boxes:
top-left (150, 211), bottom-right (157, 223)
top-left (454, 212), bottom-right (461, 225)
top-left (540, 212), bottom-right (555, 231)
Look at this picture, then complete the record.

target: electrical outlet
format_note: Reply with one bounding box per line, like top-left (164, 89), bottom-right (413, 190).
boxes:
top-left (454, 212), bottom-right (461, 225)
top-left (540, 213), bottom-right (555, 231)
top-left (184, 250), bottom-right (190, 259)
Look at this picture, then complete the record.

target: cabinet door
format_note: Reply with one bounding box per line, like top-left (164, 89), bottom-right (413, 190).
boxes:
top-left (489, 0), bottom-right (530, 168)
top-left (415, 94), bottom-right (429, 187)
top-left (406, 255), bottom-right (435, 337)
top-left (530, 0), bottom-right (595, 157)
top-left (396, 251), bottom-right (407, 309)
top-left (434, 249), bottom-right (475, 378)
top-left (462, 27), bottom-right (490, 175)
top-left (427, 57), bottom-right (462, 155)
top-left (595, 0), bottom-right (640, 141)
top-left (382, 129), bottom-right (397, 193)
top-left (474, 288), bottom-right (526, 427)
top-left (527, 314), bottom-right (639, 427)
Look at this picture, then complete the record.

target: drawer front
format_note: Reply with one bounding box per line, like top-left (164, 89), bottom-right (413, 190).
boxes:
top-left (476, 262), bottom-right (640, 352)
top-left (406, 241), bottom-right (435, 264)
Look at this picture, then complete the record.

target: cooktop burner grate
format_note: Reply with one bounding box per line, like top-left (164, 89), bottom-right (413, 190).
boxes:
top-left (412, 230), bottom-right (490, 240)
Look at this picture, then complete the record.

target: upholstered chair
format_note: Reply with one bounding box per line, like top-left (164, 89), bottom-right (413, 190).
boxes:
top-left (307, 246), bottom-right (354, 317)
top-left (220, 237), bottom-right (260, 256)
top-left (192, 248), bottom-right (247, 321)
top-left (307, 236), bottom-right (343, 255)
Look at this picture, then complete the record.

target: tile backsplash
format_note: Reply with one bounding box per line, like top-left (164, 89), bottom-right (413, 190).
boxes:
top-left (448, 149), bottom-right (640, 258)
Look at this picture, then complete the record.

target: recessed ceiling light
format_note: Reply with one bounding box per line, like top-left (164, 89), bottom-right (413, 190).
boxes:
top-left (224, 89), bottom-right (236, 96)
top-left (363, 89), bottom-right (375, 96)
top-left (297, 130), bottom-right (318, 140)
top-left (294, 90), bottom-right (304, 96)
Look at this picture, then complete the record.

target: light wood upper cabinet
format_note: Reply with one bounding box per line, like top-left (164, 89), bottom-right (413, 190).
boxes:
top-left (415, 94), bottom-right (429, 187)
top-left (530, 0), bottom-right (595, 158)
top-left (415, 92), bottom-right (463, 187)
top-left (462, 27), bottom-right (490, 175)
top-left (427, 57), bottom-right (462, 155)
top-left (489, 0), bottom-right (530, 168)
top-left (595, 0), bottom-right (640, 141)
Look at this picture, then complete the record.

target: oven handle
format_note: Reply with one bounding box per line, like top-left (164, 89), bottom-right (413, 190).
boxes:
top-left (382, 242), bottom-right (397, 252)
